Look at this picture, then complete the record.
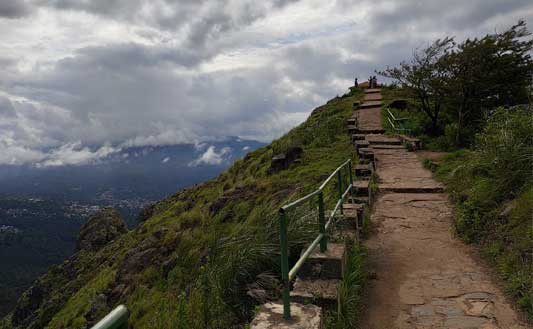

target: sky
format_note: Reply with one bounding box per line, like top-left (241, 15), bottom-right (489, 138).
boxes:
top-left (0, 0), bottom-right (531, 166)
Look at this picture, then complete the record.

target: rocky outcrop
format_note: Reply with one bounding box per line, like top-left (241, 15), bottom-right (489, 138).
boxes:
top-left (76, 208), bottom-right (128, 252)
top-left (270, 146), bottom-right (303, 173)
top-left (137, 203), bottom-right (156, 223)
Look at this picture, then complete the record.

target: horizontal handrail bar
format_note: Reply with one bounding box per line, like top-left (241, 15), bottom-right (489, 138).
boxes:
top-left (288, 233), bottom-right (324, 280)
top-left (91, 305), bottom-right (129, 329)
top-left (281, 190), bottom-right (320, 211)
top-left (318, 159), bottom-right (351, 190)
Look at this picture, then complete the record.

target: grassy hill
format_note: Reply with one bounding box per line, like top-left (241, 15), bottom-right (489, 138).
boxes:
top-left (1, 89), bottom-right (364, 329)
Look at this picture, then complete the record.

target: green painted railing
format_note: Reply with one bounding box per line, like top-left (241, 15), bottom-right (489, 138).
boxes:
top-left (386, 109), bottom-right (411, 135)
top-left (279, 159), bottom-right (354, 320)
top-left (90, 305), bottom-right (129, 329)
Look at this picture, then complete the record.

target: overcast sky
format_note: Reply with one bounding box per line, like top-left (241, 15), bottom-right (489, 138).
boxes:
top-left (0, 0), bottom-right (531, 166)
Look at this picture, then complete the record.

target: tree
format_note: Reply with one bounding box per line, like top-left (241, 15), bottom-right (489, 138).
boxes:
top-left (442, 20), bottom-right (533, 145)
top-left (378, 37), bottom-right (454, 134)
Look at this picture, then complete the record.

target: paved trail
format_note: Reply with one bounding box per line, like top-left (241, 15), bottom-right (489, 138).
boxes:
top-left (357, 90), bottom-right (528, 329)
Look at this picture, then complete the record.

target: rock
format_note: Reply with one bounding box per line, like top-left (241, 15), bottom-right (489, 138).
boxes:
top-left (137, 203), bottom-right (156, 223)
top-left (270, 146), bottom-right (303, 173)
top-left (76, 208), bottom-right (128, 252)
top-left (85, 293), bottom-right (108, 327)
top-left (499, 200), bottom-right (517, 218)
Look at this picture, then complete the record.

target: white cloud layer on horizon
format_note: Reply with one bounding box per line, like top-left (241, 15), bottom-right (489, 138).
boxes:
top-left (0, 0), bottom-right (531, 165)
top-left (189, 145), bottom-right (232, 166)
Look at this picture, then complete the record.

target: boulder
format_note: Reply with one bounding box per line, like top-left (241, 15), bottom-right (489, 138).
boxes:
top-left (270, 146), bottom-right (303, 173)
top-left (76, 208), bottom-right (128, 252)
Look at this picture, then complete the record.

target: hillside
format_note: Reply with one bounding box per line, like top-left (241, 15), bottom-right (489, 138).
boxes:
top-left (0, 89), bottom-right (363, 329)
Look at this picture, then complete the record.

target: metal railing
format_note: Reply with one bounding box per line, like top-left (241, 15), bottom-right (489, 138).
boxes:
top-left (90, 305), bottom-right (129, 329)
top-left (386, 109), bottom-right (411, 135)
top-left (278, 159), bottom-right (354, 320)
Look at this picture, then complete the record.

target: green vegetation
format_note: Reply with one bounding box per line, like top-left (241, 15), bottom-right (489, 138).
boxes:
top-left (324, 243), bottom-right (367, 329)
top-left (379, 20), bottom-right (532, 148)
top-left (426, 107), bottom-right (533, 319)
top-left (2, 89), bottom-right (367, 328)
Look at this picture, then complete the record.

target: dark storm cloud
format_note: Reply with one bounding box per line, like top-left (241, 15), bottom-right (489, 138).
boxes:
top-left (354, 0), bottom-right (532, 35)
top-left (0, 0), bottom-right (531, 165)
top-left (0, 1), bottom-right (32, 18)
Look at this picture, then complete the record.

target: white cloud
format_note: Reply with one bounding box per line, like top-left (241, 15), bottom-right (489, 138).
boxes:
top-left (0, 0), bottom-right (530, 166)
top-left (189, 146), bottom-right (232, 166)
top-left (36, 142), bottom-right (122, 167)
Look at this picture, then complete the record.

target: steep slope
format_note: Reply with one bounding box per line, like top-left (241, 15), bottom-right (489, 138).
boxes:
top-left (0, 89), bottom-right (363, 329)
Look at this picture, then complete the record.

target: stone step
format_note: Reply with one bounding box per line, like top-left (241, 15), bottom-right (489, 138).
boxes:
top-left (340, 203), bottom-right (364, 231)
top-left (363, 94), bottom-right (383, 101)
top-left (365, 88), bottom-right (381, 94)
top-left (355, 128), bottom-right (386, 134)
top-left (358, 148), bottom-right (375, 161)
top-left (349, 196), bottom-right (369, 205)
top-left (360, 101), bottom-right (382, 109)
top-left (351, 133), bottom-right (366, 142)
top-left (366, 136), bottom-right (402, 145)
top-left (330, 227), bottom-right (358, 244)
top-left (355, 140), bottom-right (370, 151)
top-left (346, 117), bottom-right (357, 125)
top-left (347, 125), bottom-right (358, 133)
top-left (358, 158), bottom-right (375, 169)
top-left (354, 163), bottom-right (372, 177)
top-left (378, 184), bottom-right (445, 193)
top-left (298, 243), bottom-right (346, 280)
top-left (399, 134), bottom-right (422, 150)
top-left (370, 144), bottom-right (405, 149)
top-left (250, 302), bottom-right (322, 328)
top-left (352, 180), bottom-right (370, 196)
top-left (290, 278), bottom-right (340, 307)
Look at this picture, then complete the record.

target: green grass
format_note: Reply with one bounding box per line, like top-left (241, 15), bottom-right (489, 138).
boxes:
top-left (428, 107), bottom-right (533, 320)
top-left (3, 90), bottom-right (369, 328)
top-left (323, 243), bottom-right (367, 329)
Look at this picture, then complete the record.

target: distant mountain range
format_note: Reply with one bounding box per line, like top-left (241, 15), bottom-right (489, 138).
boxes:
top-left (0, 137), bottom-right (265, 316)
top-left (0, 137), bottom-right (265, 203)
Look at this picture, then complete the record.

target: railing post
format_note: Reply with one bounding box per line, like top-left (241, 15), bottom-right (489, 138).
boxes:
top-left (318, 191), bottom-right (327, 252)
top-left (337, 170), bottom-right (344, 214)
top-left (348, 160), bottom-right (354, 198)
top-left (279, 209), bottom-right (291, 320)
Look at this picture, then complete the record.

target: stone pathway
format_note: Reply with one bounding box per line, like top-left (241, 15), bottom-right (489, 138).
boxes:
top-left (356, 89), bottom-right (528, 328)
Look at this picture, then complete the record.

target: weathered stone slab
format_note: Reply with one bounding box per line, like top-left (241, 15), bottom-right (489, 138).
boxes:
top-left (373, 149), bottom-right (444, 193)
top-left (298, 243), bottom-right (346, 280)
top-left (290, 278), bottom-right (339, 306)
top-left (365, 134), bottom-right (402, 145)
top-left (352, 179), bottom-right (369, 196)
top-left (354, 163), bottom-right (372, 177)
top-left (351, 133), bottom-right (366, 142)
top-left (355, 140), bottom-right (370, 151)
top-left (370, 144), bottom-right (405, 150)
top-left (360, 100), bottom-right (382, 109)
top-left (358, 148), bottom-right (374, 161)
top-left (250, 302), bottom-right (322, 329)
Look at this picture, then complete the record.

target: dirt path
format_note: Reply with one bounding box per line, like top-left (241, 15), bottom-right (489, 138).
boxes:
top-left (357, 89), bottom-right (528, 328)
